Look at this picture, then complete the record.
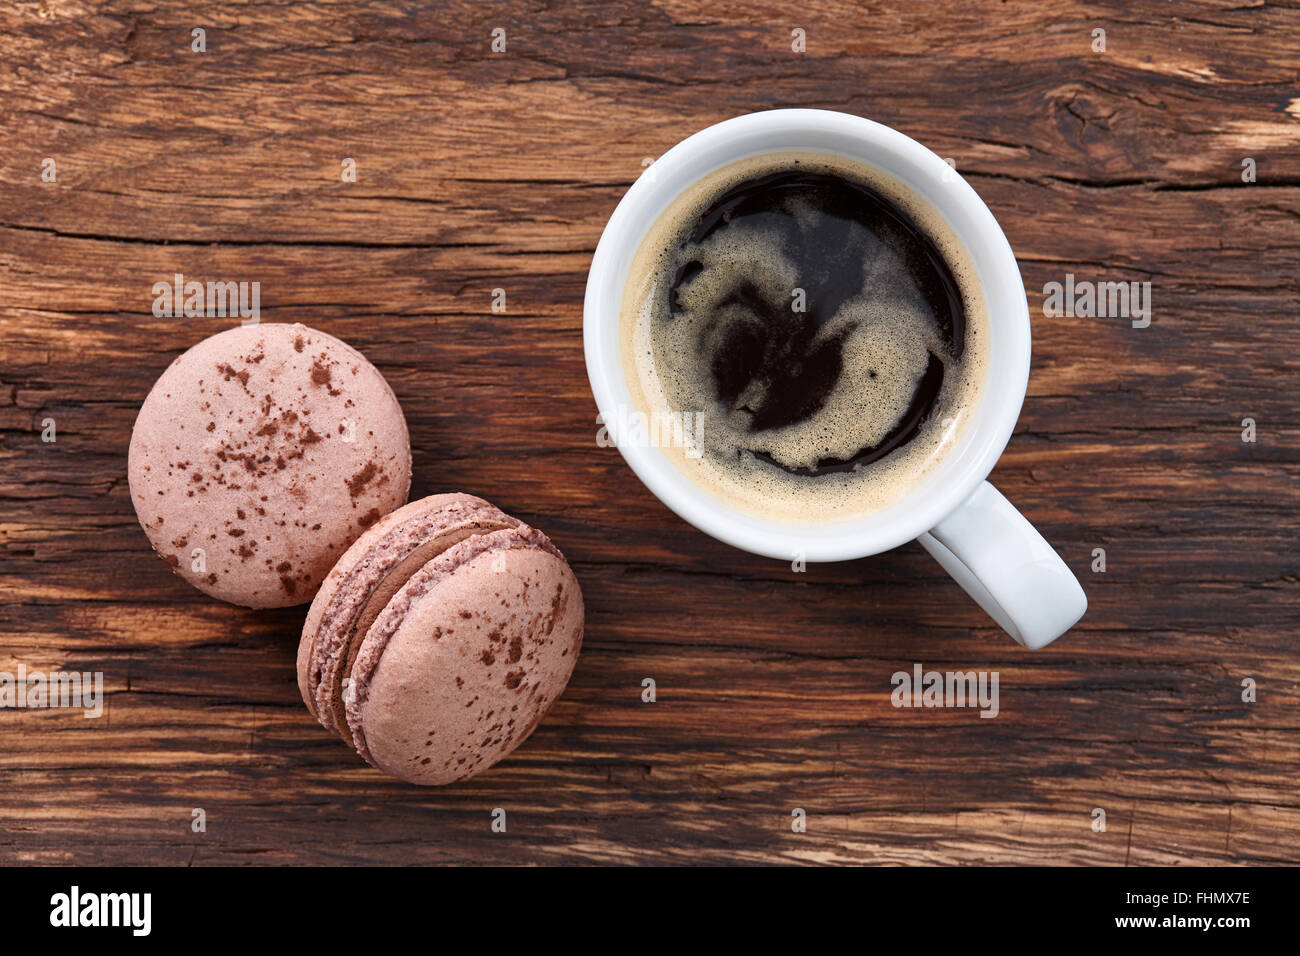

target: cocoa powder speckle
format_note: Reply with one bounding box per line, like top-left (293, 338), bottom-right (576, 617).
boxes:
top-left (216, 363), bottom-right (250, 388)
top-left (545, 582), bottom-right (567, 635)
top-left (310, 359), bottom-right (342, 394)
top-left (346, 461), bottom-right (378, 499)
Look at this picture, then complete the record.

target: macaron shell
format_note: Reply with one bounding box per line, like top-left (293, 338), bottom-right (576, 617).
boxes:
top-left (349, 537), bottom-right (583, 785)
top-left (128, 323), bottom-right (411, 608)
top-left (297, 493), bottom-right (518, 734)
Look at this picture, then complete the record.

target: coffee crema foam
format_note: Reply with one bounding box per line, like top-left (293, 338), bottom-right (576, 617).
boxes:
top-left (620, 151), bottom-right (989, 523)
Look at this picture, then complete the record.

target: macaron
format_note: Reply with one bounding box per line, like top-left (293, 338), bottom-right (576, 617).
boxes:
top-left (128, 322), bottom-right (411, 608)
top-left (297, 493), bottom-right (584, 785)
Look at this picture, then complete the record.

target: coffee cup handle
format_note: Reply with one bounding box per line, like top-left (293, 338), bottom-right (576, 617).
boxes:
top-left (916, 481), bottom-right (1086, 649)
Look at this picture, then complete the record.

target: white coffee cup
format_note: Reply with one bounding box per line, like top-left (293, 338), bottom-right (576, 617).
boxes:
top-left (583, 109), bottom-right (1086, 649)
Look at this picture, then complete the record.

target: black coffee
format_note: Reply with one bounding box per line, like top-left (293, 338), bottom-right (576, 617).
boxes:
top-left (622, 152), bottom-right (985, 522)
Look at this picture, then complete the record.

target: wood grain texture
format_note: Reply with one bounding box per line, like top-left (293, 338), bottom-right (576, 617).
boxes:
top-left (1, 0), bottom-right (1298, 865)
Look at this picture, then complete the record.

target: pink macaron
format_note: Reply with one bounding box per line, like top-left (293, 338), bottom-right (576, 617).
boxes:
top-left (128, 323), bottom-right (411, 608)
top-left (297, 493), bottom-right (584, 785)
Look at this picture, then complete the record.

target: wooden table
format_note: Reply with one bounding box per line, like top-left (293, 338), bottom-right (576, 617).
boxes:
top-left (1, 1), bottom-right (1297, 866)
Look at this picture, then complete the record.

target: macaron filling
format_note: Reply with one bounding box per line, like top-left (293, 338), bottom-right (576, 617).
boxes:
top-left (296, 493), bottom-right (584, 785)
top-left (344, 525), bottom-right (561, 767)
top-left (302, 497), bottom-right (518, 736)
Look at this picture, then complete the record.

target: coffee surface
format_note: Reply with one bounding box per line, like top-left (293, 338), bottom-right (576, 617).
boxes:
top-left (621, 152), bottom-right (987, 522)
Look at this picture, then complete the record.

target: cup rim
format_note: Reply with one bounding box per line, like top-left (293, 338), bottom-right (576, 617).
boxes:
top-left (584, 109), bottom-right (1030, 562)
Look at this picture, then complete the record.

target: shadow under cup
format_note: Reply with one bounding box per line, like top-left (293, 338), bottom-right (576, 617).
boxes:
top-left (584, 109), bottom-right (1031, 563)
